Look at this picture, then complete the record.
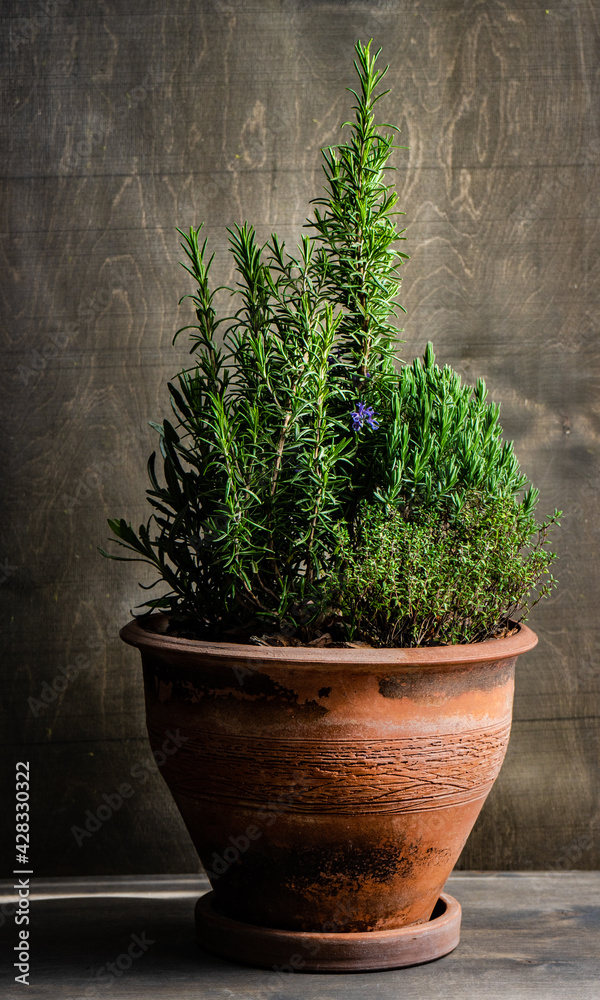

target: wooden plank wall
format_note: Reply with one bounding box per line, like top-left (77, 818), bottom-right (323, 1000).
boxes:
top-left (1, 0), bottom-right (599, 877)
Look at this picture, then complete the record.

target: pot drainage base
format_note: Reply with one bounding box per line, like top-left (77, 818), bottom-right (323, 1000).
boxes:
top-left (195, 890), bottom-right (461, 971)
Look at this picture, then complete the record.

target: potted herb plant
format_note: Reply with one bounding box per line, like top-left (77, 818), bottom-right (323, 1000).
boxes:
top-left (103, 41), bottom-right (560, 971)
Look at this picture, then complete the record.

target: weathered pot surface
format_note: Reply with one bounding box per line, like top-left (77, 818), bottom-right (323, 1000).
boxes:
top-left (121, 615), bottom-right (537, 963)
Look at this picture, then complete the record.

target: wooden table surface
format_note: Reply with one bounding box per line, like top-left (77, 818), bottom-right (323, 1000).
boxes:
top-left (0, 872), bottom-right (598, 999)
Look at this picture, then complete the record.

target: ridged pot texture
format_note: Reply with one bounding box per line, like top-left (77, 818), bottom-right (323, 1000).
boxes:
top-left (121, 616), bottom-right (537, 933)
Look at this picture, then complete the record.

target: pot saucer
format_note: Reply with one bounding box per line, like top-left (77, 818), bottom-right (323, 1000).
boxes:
top-left (195, 890), bottom-right (461, 971)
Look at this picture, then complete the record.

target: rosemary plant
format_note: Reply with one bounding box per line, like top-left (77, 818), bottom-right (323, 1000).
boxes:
top-left (102, 40), bottom-right (560, 646)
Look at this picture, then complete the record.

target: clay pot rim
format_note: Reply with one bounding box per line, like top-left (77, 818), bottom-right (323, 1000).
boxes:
top-left (120, 613), bottom-right (537, 668)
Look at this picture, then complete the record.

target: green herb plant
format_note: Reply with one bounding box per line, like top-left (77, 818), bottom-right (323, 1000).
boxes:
top-left (102, 40), bottom-right (560, 646)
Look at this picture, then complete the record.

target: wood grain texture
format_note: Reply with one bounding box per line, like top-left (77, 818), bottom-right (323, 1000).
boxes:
top-left (1, 0), bottom-right (599, 876)
top-left (0, 872), bottom-right (598, 998)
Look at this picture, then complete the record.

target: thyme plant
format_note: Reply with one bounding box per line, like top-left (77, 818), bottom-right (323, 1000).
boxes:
top-left (328, 346), bottom-right (560, 646)
top-left (102, 40), bottom-right (560, 646)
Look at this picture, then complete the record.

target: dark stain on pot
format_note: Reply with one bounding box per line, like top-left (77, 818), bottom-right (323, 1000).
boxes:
top-left (211, 841), bottom-right (449, 931)
top-left (378, 658), bottom-right (516, 701)
top-left (242, 842), bottom-right (416, 892)
top-left (318, 686), bottom-right (332, 698)
top-left (142, 655), bottom-right (328, 719)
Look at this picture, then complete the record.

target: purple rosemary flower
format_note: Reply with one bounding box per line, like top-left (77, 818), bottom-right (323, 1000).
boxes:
top-left (350, 401), bottom-right (379, 432)
top-left (327, 347), bottom-right (344, 368)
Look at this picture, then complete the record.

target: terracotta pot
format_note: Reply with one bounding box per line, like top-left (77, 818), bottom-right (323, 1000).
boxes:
top-left (121, 615), bottom-right (537, 968)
